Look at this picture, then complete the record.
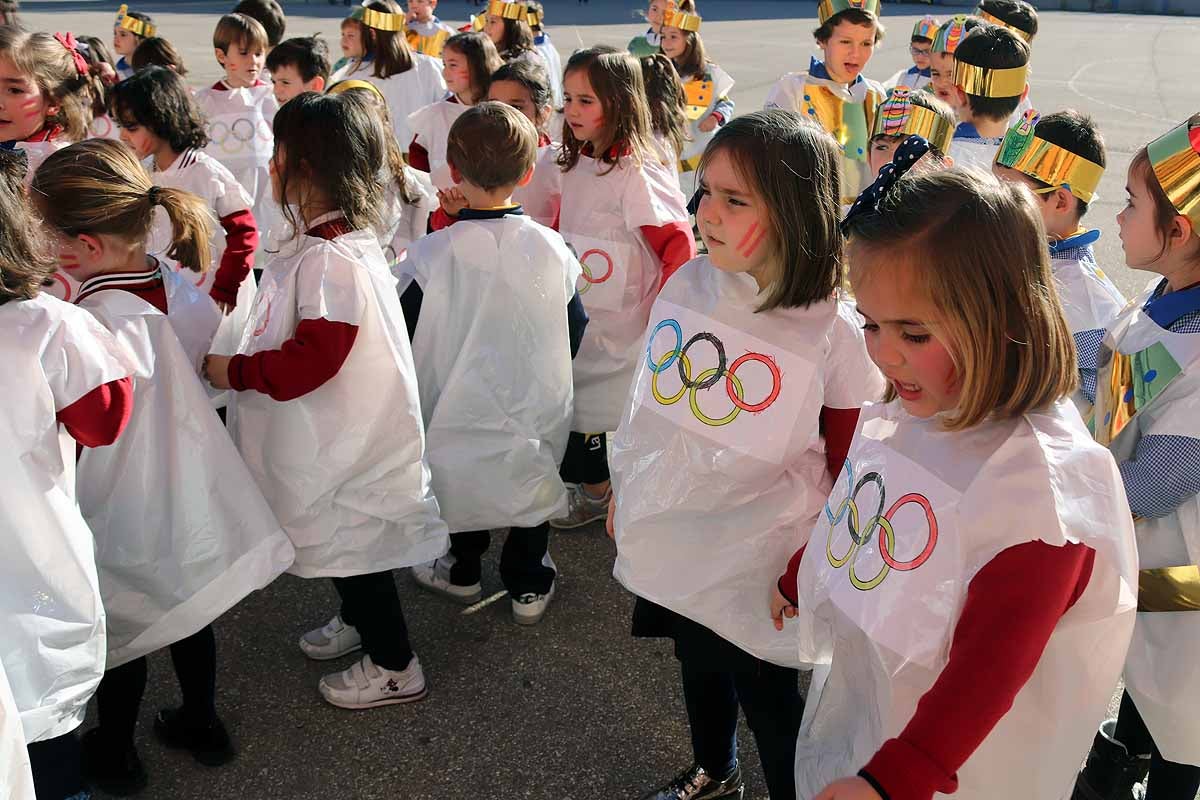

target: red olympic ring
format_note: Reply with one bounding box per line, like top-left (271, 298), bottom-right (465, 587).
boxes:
top-left (252, 296), bottom-right (271, 337)
top-left (579, 248), bottom-right (614, 285)
top-left (50, 272), bottom-right (73, 301)
top-left (726, 352), bottom-right (782, 413)
top-left (878, 492), bottom-right (939, 571)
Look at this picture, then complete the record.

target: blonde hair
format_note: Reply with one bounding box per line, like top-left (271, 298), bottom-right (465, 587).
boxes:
top-left (31, 139), bottom-right (213, 273)
top-left (0, 28), bottom-right (103, 141)
top-left (845, 169), bottom-right (1076, 430)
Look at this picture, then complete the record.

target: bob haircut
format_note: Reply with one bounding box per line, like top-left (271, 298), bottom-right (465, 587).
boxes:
top-left (112, 66), bottom-right (209, 153)
top-left (556, 47), bottom-right (654, 175)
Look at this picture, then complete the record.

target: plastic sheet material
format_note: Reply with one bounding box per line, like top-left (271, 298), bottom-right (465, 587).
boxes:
top-left (330, 55), bottom-right (447, 151)
top-left (407, 97), bottom-right (469, 191)
top-left (1051, 243), bottom-right (1126, 412)
top-left (230, 217), bottom-right (449, 577)
top-left (0, 657), bottom-right (34, 800)
top-left (792, 398), bottom-right (1138, 798)
top-left (404, 214), bottom-right (580, 533)
top-left (513, 143), bottom-right (562, 229)
top-left (535, 35), bottom-right (564, 107)
top-left (379, 167), bottom-right (437, 291)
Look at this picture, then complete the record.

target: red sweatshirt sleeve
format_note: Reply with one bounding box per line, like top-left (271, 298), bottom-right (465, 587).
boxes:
top-left (227, 317), bottom-right (358, 402)
top-left (640, 221), bottom-right (696, 288)
top-left (779, 544), bottom-right (808, 606)
top-left (209, 208), bottom-right (259, 307)
top-left (860, 540), bottom-right (1096, 800)
top-left (428, 206), bottom-right (457, 231)
top-left (56, 376), bottom-right (134, 448)
top-left (408, 137), bottom-right (431, 173)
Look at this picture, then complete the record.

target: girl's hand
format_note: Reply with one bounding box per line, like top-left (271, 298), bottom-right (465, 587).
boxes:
top-left (770, 584), bottom-right (798, 631)
top-left (605, 493), bottom-right (616, 541)
top-left (215, 299), bottom-right (236, 316)
top-left (699, 114), bottom-right (720, 133)
top-left (437, 187), bottom-right (468, 217)
top-left (815, 777), bottom-right (883, 800)
top-left (203, 354), bottom-right (232, 390)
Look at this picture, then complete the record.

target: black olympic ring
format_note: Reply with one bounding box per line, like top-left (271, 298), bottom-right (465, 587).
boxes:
top-left (846, 471), bottom-right (885, 546)
top-left (679, 331), bottom-right (726, 391)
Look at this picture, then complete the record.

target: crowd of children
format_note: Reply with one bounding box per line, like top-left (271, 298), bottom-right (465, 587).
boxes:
top-left (2, 1), bottom-right (1200, 799)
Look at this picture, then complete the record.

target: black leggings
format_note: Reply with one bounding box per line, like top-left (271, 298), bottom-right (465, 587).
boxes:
top-left (1114, 690), bottom-right (1200, 800)
top-left (332, 571), bottom-right (414, 672)
top-left (559, 431), bottom-right (609, 485)
top-left (28, 731), bottom-right (86, 800)
top-left (448, 524), bottom-right (555, 595)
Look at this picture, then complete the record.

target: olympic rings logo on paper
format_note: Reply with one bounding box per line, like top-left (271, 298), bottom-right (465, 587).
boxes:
top-left (566, 243), bottom-right (614, 294)
top-left (644, 317), bottom-right (782, 427)
top-left (208, 118), bottom-right (272, 155)
top-left (824, 458), bottom-right (939, 591)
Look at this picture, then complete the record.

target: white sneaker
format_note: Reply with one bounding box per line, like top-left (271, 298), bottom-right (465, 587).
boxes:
top-left (317, 654), bottom-right (427, 710)
top-left (410, 559), bottom-right (482, 604)
top-left (298, 614), bottom-right (362, 661)
top-left (512, 581), bottom-right (555, 626)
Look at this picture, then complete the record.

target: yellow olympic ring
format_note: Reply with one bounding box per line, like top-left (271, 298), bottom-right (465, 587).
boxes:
top-left (825, 497), bottom-right (856, 568)
top-left (652, 351), bottom-right (690, 405)
top-left (689, 367), bottom-right (743, 427)
top-left (848, 517), bottom-right (893, 590)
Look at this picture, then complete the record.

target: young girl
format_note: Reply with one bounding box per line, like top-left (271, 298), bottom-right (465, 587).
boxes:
top-left (488, 59), bottom-right (558, 227)
top-left (1073, 114), bottom-right (1200, 800)
top-left (131, 35), bottom-right (189, 75)
top-left (482, 1), bottom-right (541, 66)
top-left (609, 110), bottom-right (881, 800)
top-left (32, 140), bottom-right (292, 796)
top-left (330, 0), bottom-right (446, 149)
top-left (202, 91), bottom-right (449, 710)
top-left (74, 35), bottom-right (120, 140)
top-left (549, 47), bottom-right (695, 529)
top-left (777, 164), bottom-right (1137, 800)
top-left (627, 0), bottom-right (677, 57)
top-left (408, 32), bottom-right (501, 190)
top-left (111, 4), bottom-right (155, 80)
top-left (639, 53), bottom-right (688, 168)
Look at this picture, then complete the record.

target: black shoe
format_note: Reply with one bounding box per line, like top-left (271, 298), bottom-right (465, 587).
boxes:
top-left (153, 708), bottom-right (237, 767)
top-left (640, 763), bottom-right (744, 800)
top-left (1072, 719), bottom-right (1150, 800)
top-left (80, 727), bottom-right (147, 797)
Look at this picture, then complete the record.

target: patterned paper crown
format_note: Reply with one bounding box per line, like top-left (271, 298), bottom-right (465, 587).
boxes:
top-left (663, 9), bottom-right (702, 32)
top-left (114, 4), bottom-right (156, 37)
top-left (954, 57), bottom-right (1028, 98)
top-left (817, 0), bottom-right (881, 26)
top-left (1147, 113), bottom-right (1200, 228)
top-left (872, 87), bottom-right (955, 154)
top-left (994, 109), bottom-right (1105, 203)
top-left (977, 8), bottom-right (1033, 42)
top-left (488, 0), bottom-right (530, 20)
top-left (912, 15), bottom-right (940, 40)
top-left (350, 3), bottom-right (407, 32)
top-left (932, 15), bottom-right (970, 55)
top-left (525, 6), bottom-right (544, 28)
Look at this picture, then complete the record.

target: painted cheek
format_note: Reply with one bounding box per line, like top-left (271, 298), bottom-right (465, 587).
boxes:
top-left (736, 222), bottom-right (768, 259)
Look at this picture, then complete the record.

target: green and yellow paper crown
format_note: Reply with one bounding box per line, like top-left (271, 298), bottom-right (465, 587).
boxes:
top-left (349, 3), bottom-right (407, 32)
top-left (488, 0), bottom-right (530, 20)
top-left (977, 8), bottom-right (1033, 43)
top-left (954, 54), bottom-right (1028, 99)
top-left (872, 87), bottom-right (955, 154)
top-left (1147, 113), bottom-right (1200, 228)
top-left (663, 8), bottom-right (702, 32)
top-left (912, 15), bottom-right (940, 40)
top-left (995, 109), bottom-right (1105, 203)
top-left (932, 15), bottom-right (969, 55)
top-left (115, 4), bottom-right (156, 37)
top-left (817, 0), bottom-right (881, 26)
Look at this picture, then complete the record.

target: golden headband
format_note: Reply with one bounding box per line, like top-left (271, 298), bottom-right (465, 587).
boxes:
top-left (115, 4), bottom-right (156, 37)
top-left (817, 0), bottom-right (881, 26)
top-left (995, 110), bottom-right (1104, 203)
top-left (327, 79), bottom-right (387, 105)
top-left (662, 9), bottom-right (702, 32)
top-left (954, 60), bottom-right (1028, 98)
top-left (488, 0), bottom-right (529, 20)
top-left (872, 88), bottom-right (954, 154)
top-left (350, 6), bottom-right (406, 32)
top-left (1147, 113), bottom-right (1200, 228)
top-left (977, 9), bottom-right (1033, 43)
top-left (525, 8), bottom-right (543, 27)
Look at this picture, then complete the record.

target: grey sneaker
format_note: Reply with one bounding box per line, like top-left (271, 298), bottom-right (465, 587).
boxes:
top-left (411, 558), bottom-right (483, 604)
top-left (640, 764), bottom-right (743, 800)
top-left (549, 484), bottom-right (611, 530)
top-left (299, 614), bottom-right (362, 661)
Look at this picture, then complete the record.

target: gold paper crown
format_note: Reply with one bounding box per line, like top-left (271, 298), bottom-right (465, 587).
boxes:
top-left (994, 110), bottom-right (1105, 203)
top-left (954, 59), bottom-right (1027, 98)
top-left (327, 78), bottom-right (387, 105)
top-left (349, 5), bottom-right (407, 32)
top-left (912, 15), bottom-right (940, 40)
top-left (525, 7), bottom-right (544, 27)
top-left (871, 87), bottom-right (955, 154)
top-left (115, 4), bottom-right (156, 37)
top-left (817, 0), bottom-right (881, 26)
top-left (488, 0), bottom-right (530, 20)
top-left (977, 9), bottom-right (1033, 43)
top-left (662, 9), bottom-right (702, 32)
top-left (1147, 113), bottom-right (1200, 228)
top-left (932, 14), bottom-right (969, 55)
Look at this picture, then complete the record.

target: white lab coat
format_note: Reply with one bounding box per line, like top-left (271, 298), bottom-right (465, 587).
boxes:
top-left (407, 95), bottom-right (468, 191)
top-left (329, 55), bottom-right (447, 149)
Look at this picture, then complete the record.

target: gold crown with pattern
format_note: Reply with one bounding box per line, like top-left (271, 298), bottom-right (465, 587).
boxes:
top-left (1147, 113), bottom-right (1200, 227)
top-left (994, 110), bottom-right (1105, 203)
top-left (115, 4), bottom-right (156, 37)
top-left (872, 87), bottom-right (955, 154)
top-left (488, 1), bottom-right (530, 20)
top-left (662, 9), bottom-right (702, 32)
top-left (977, 8), bottom-right (1033, 42)
top-left (349, 3), bottom-right (406, 32)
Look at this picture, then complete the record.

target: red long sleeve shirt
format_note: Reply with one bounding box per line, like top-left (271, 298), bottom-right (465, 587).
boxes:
top-left (408, 137), bottom-right (431, 173)
top-left (209, 208), bottom-right (259, 307)
top-left (57, 377), bottom-right (134, 448)
top-left (641, 221), bottom-right (696, 288)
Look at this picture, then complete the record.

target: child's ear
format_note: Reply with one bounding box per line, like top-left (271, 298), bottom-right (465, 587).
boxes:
top-left (517, 165), bottom-right (534, 188)
top-left (448, 161), bottom-right (462, 185)
top-left (1168, 214), bottom-right (1195, 250)
top-left (76, 232), bottom-right (104, 261)
top-left (311, 76), bottom-right (327, 93)
top-left (214, 48), bottom-right (227, 67)
top-left (1054, 187), bottom-right (1073, 214)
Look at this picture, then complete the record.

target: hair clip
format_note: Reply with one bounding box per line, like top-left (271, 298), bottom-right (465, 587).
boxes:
top-left (53, 32), bottom-right (90, 77)
top-left (841, 135), bottom-right (931, 235)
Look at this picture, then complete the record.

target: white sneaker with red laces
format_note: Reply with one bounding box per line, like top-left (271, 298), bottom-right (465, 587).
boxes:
top-left (317, 654), bottom-right (427, 710)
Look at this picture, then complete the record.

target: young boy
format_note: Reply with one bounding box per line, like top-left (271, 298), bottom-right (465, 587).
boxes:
top-left (977, 0), bottom-right (1038, 43)
top-left (405, 0), bottom-right (456, 58)
top-left (928, 14), bottom-right (980, 110)
top-left (265, 35), bottom-right (330, 105)
top-left (992, 108), bottom-right (1125, 407)
top-left (233, 0), bottom-right (286, 51)
top-left (112, 4), bottom-right (156, 79)
top-left (867, 86), bottom-right (956, 176)
top-left (404, 102), bottom-right (588, 626)
top-left (883, 15), bottom-right (938, 92)
top-left (947, 24), bottom-right (1029, 170)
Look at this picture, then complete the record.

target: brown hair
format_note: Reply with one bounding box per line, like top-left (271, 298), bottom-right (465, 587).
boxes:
top-left (213, 12), bottom-right (269, 54)
top-left (75, 35), bottom-right (117, 117)
top-left (446, 101), bottom-right (537, 191)
top-left (344, 1), bottom-right (414, 79)
top-left (131, 36), bottom-right (189, 75)
top-left (1129, 147), bottom-right (1200, 263)
top-left (489, 59), bottom-right (553, 131)
top-left (31, 139), bottom-right (214, 273)
top-left (557, 48), bottom-right (654, 175)
top-left (845, 169), bottom-right (1076, 430)
top-left (814, 9), bottom-right (885, 44)
top-left (639, 54), bottom-right (687, 161)
top-left (233, 0), bottom-right (286, 48)
top-left (492, 16), bottom-right (535, 61)
top-left (0, 28), bottom-right (104, 142)
top-left (328, 81), bottom-right (419, 206)
top-left (666, 25), bottom-right (707, 79)
top-left (699, 110), bottom-right (844, 312)
top-left (0, 149), bottom-right (57, 302)
top-left (443, 32), bottom-right (502, 104)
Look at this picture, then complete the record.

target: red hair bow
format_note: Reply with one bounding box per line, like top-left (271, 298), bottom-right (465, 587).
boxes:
top-left (54, 32), bottom-right (90, 77)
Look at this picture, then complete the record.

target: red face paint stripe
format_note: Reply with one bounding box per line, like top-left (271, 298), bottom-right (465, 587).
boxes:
top-left (734, 222), bottom-right (759, 253)
top-left (739, 227), bottom-right (768, 258)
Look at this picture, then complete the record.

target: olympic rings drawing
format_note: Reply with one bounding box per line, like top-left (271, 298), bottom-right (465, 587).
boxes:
top-left (566, 244), bottom-right (615, 295)
top-left (49, 272), bottom-right (73, 302)
top-left (208, 118), bottom-right (271, 155)
top-left (824, 458), bottom-right (939, 590)
top-left (644, 317), bottom-right (782, 427)
top-left (252, 295), bottom-right (271, 337)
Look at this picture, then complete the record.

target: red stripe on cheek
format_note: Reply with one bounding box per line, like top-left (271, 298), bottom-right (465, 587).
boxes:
top-left (734, 223), bottom-right (759, 253)
top-left (739, 227), bottom-right (768, 258)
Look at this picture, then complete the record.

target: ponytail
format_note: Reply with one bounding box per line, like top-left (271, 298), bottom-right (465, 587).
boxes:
top-left (155, 187), bottom-right (214, 273)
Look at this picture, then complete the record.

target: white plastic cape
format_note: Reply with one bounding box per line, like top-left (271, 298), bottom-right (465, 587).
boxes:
top-left (1094, 281), bottom-right (1200, 763)
top-left (76, 285), bottom-right (294, 668)
top-left (560, 151), bottom-right (689, 433)
top-left (535, 35), bottom-right (564, 107)
top-left (793, 398), bottom-right (1138, 799)
top-left (513, 143), bottom-right (562, 229)
top-left (407, 97), bottom-right (468, 191)
top-left (193, 82), bottom-right (278, 236)
top-left (330, 56), bottom-right (447, 149)
top-left (612, 260), bottom-right (884, 666)
top-left (0, 657), bottom-right (34, 800)
top-left (404, 214), bottom-right (580, 532)
top-left (1051, 239), bottom-right (1125, 411)
top-left (230, 218), bottom-right (449, 577)
top-left (677, 65), bottom-right (735, 199)
top-left (0, 295), bottom-right (130, 744)
top-left (379, 170), bottom-right (437, 289)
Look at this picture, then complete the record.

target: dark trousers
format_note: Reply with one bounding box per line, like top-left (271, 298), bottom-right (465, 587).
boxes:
top-left (680, 657), bottom-right (804, 800)
top-left (94, 624), bottom-right (218, 749)
top-left (332, 571), bottom-right (413, 671)
top-left (448, 523), bottom-right (555, 595)
top-left (28, 730), bottom-right (86, 800)
top-left (559, 431), bottom-right (609, 485)
top-left (1115, 690), bottom-right (1200, 799)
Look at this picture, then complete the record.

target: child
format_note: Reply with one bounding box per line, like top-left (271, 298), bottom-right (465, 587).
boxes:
top-left (992, 109), bottom-right (1125, 409)
top-left (330, 0), bottom-right (446, 150)
top-left (112, 4), bottom-right (155, 80)
top-left (131, 35), bottom-right (189, 75)
top-left (977, 0), bottom-right (1037, 43)
top-left (483, 0), bottom-right (543, 67)
top-left (780, 162), bottom-right (1138, 800)
top-left (947, 24), bottom-right (1030, 170)
top-left (927, 14), bottom-right (980, 109)
top-left (489, 59), bottom-right (560, 227)
top-left (265, 35), bottom-right (330, 105)
top-left (883, 15), bottom-right (938, 92)
top-left (74, 35), bottom-right (120, 140)
top-left (32, 139), bottom-right (293, 796)
top-left (867, 86), bottom-right (955, 177)
top-left (408, 32), bottom-right (501, 189)
top-left (233, 0), bottom-right (286, 50)
top-left (1075, 113), bottom-right (1200, 800)
top-left (764, 0), bottom-right (886, 204)
top-left (113, 66), bottom-right (261, 362)
top-left (203, 91), bottom-right (449, 710)
top-left (0, 145), bottom-right (133, 800)
top-left (549, 48), bottom-right (695, 529)
top-left (627, 0), bottom-right (676, 57)
top-left (401, 102), bottom-right (586, 623)
top-left (639, 53), bottom-right (688, 167)
top-left (526, 2), bottom-right (563, 106)
top-left (405, 0), bottom-right (456, 58)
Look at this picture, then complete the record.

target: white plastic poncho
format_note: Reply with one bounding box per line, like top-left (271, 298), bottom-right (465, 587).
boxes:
top-left (193, 81), bottom-right (278, 236)
top-left (230, 215), bottom-right (449, 577)
top-left (534, 34), bottom-right (564, 107)
top-left (513, 142), bottom-right (562, 229)
top-left (407, 96), bottom-right (468, 191)
top-left (76, 281), bottom-right (294, 668)
top-left (404, 214), bottom-right (580, 532)
top-left (1094, 281), bottom-right (1200, 764)
top-left (379, 170), bottom-right (437, 289)
top-left (330, 56), bottom-right (447, 148)
top-left (560, 151), bottom-right (689, 433)
top-left (0, 294), bottom-right (131, 744)
top-left (677, 65), bottom-right (734, 198)
top-left (612, 259), bottom-right (884, 666)
top-left (0, 657), bottom-right (34, 800)
top-left (792, 398), bottom-right (1138, 799)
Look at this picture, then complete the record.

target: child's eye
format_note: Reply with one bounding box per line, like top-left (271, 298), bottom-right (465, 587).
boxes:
top-left (728, 197), bottom-right (747, 208)
top-left (902, 332), bottom-right (931, 344)
top-left (861, 322), bottom-right (879, 333)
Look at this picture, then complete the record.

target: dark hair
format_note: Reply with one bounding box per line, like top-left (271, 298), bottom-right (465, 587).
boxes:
top-left (1022, 110), bottom-right (1106, 218)
top-left (490, 59), bottom-right (553, 112)
top-left (557, 48), bottom-right (654, 174)
top-left (443, 32), bottom-right (502, 104)
top-left (233, 0), bottom-right (286, 48)
top-left (446, 101), bottom-right (538, 191)
top-left (814, 9), bottom-right (885, 45)
top-left (272, 91), bottom-right (386, 233)
top-left (345, 0), bottom-right (414, 79)
top-left (123, 11), bottom-right (154, 40)
top-left (912, 35), bottom-right (934, 44)
top-left (493, 16), bottom-right (535, 61)
top-left (131, 36), bottom-right (189, 75)
top-left (0, 149), bottom-right (56, 302)
top-left (266, 35), bottom-right (330, 82)
top-left (699, 110), bottom-right (844, 312)
top-left (666, 24), bottom-right (707, 79)
top-left (113, 66), bottom-right (208, 152)
top-left (978, 0), bottom-right (1038, 40)
top-left (75, 35), bottom-right (117, 118)
top-left (954, 25), bottom-right (1030, 121)
top-left (640, 54), bottom-right (687, 161)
